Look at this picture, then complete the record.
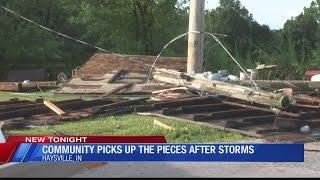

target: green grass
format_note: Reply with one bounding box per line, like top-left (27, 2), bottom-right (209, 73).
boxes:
top-left (4, 115), bottom-right (246, 143)
top-left (1, 91), bottom-right (246, 143)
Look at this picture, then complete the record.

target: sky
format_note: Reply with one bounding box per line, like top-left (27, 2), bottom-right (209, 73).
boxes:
top-left (206, 0), bottom-right (314, 30)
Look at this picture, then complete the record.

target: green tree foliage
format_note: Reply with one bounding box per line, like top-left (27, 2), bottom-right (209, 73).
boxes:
top-left (0, 0), bottom-right (319, 80)
top-left (62, 0), bottom-right (188, 55)
top-left (277, 0), bottom-right (320, 79)
top-left (204, 0), bottom-right (275, 74)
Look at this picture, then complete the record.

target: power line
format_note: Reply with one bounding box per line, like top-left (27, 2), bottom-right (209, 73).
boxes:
top-left (148, 31), bottom-right (258, 89)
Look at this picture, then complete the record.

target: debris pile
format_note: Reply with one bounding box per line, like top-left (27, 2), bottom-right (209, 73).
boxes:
top-left (2, 53), bottom-right (320, 143)
top-left (153, 68), bottom-right (293, 109)
top-left (0, 97), bottom-right (147, 128)
top-left (196, 70), bottom-right (239, 82)
top-left (56, 53), bottom-right (187, 95)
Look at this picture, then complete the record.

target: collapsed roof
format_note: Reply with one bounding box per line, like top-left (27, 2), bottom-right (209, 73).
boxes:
top-left (57, 53), bottom-right (187, 94)
top-left (74, 53), bottom-right (187, 78)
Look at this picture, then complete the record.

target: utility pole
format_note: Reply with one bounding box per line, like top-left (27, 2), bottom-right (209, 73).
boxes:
top-left (187, 0), bottom-right (205, 74)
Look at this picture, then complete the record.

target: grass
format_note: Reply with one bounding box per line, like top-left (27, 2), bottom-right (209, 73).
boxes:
top-left (0, 91), bottom-right (247, 143)
top-left (4, 115), bottom-right (246, 143)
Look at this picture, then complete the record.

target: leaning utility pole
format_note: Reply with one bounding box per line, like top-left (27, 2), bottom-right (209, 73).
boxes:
top-left (187, 0), bottom-right (205, 74)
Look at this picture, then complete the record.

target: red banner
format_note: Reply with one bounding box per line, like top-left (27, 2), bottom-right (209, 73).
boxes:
top-left (5, 136), bottom-right (167, 144)
top-left (0, 143), bottom-right (19, 163)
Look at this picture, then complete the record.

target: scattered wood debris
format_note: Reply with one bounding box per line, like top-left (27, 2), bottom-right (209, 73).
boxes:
top-left (3, 53), bottom-right (320, 144)
top-left (56, 53), bottom-right (186, 95)
top-left (154, 119), bottom-right (174, 131)
top-left (136, 96), bottom-right (320, 142)
top-left (152, 68), bottom-right (294, 109)
top-left (0, 98), bottom-right (147, 128)
top-left (98, 83), bottom-right (133, 99)
top-left (151, 87), bottom-right (198, 101)
top-left (43, 100), bottom-right (66, 116)
top-left (2, 87), bottom-right (320, 142)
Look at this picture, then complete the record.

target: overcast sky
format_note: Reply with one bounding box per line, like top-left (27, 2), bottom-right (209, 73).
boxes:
top-left (206, 0), bottom-right (314, 29)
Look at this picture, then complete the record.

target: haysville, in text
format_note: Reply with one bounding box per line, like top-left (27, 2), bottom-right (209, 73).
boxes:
top-left (25, 136), bottom-right (88, 143)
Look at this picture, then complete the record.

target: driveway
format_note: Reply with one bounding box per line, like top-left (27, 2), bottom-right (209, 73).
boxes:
top-left (0, 144), bottom-right (319, 178)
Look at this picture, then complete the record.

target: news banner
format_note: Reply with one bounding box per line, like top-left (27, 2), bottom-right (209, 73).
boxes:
top-left (0, 136), bottom-right (304, 163)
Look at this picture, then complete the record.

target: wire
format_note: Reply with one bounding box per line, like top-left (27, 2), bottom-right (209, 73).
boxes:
top-left (148, 31), bottom-right (227, 79)
top-left (0, 5), bottom-right (154, 68)
top-left (148, 31), bottom-right (258, 89)
top-left (208, 32), bottom-right (258, 89)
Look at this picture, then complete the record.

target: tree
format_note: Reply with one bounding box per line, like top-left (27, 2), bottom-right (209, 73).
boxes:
top-left (204, 0), bottom-right (274, 74)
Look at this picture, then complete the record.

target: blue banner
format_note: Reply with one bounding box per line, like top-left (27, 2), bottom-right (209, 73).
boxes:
top-left (11, 144), bottom-right (304, 162)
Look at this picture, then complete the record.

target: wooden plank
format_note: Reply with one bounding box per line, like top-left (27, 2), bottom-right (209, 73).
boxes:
top-left (0, 99), bottom-right (112, 121)
top-left (98, 83), bottom-right (133, 99)
top-left (274, 117), bottom-right (300, 130)
top-left (97, 107), bottom-right (134, 116)
top-left (137, 112), bottom-right (262, 138)
top-left (231, 80), bottom-right (320, 90)
top-left (308, 119), bottom-right (320, 126)
top-left (43, 100), bottom-right (65, 116)
top-left (152, 87), bottom-right (189, 94)
top-left (241, 115), bottom-right (276, 124)
top-left (154, 119), bottom-right (174, 131)
top-left (66, 85), bottom-right (103, 89)
top-left (222, 101), bottom-right (300, 118)
top-left (160, 103), bottom-right (235, 116)
top-left (161, 108), bottom-right (183, 116)
top-left (300, 111), bottom-right (320, 120)
top-left (224, 120), bottom-right (250, 128)
top-left (0, 82), bottom-right (20, 92)
top-left (194, 109), bottom-right (271, 121)
top-left (108, 70), bottom-right (127, 83)
top-left (134, 105), bottom-right (156, 112)
top-left (296, 94), bottom-right (320, 105)
top-left (181, 103), bottom-right (236, 113)
top-left (152, 96), bottom-right (221, 109)
top-left (95, 98), bottom-right (148, 112)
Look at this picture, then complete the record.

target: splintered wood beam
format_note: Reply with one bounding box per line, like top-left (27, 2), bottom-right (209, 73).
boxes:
top-left (108, 69), bottom-right (127, 83)
top-left (160, 103), bottom-right (235, 116)
top-left (152, 96), bottom-right (221, 109)
top-left (152, 68), bottom-right (294, 109)
top-left (295, 94), bottom-right (320, 105)
top-left (154, 119), bottom-right (174, 131)
top-left (193, 109), bottom-right (270, 121)
top-left (98, 83), bottom-right (133, 99)
top-left (232, 80), bottom-right (320, 90)
top-left (44, 100), bottom-right (65, 116)
top-left (152, 87), bottom-right (189, 94)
